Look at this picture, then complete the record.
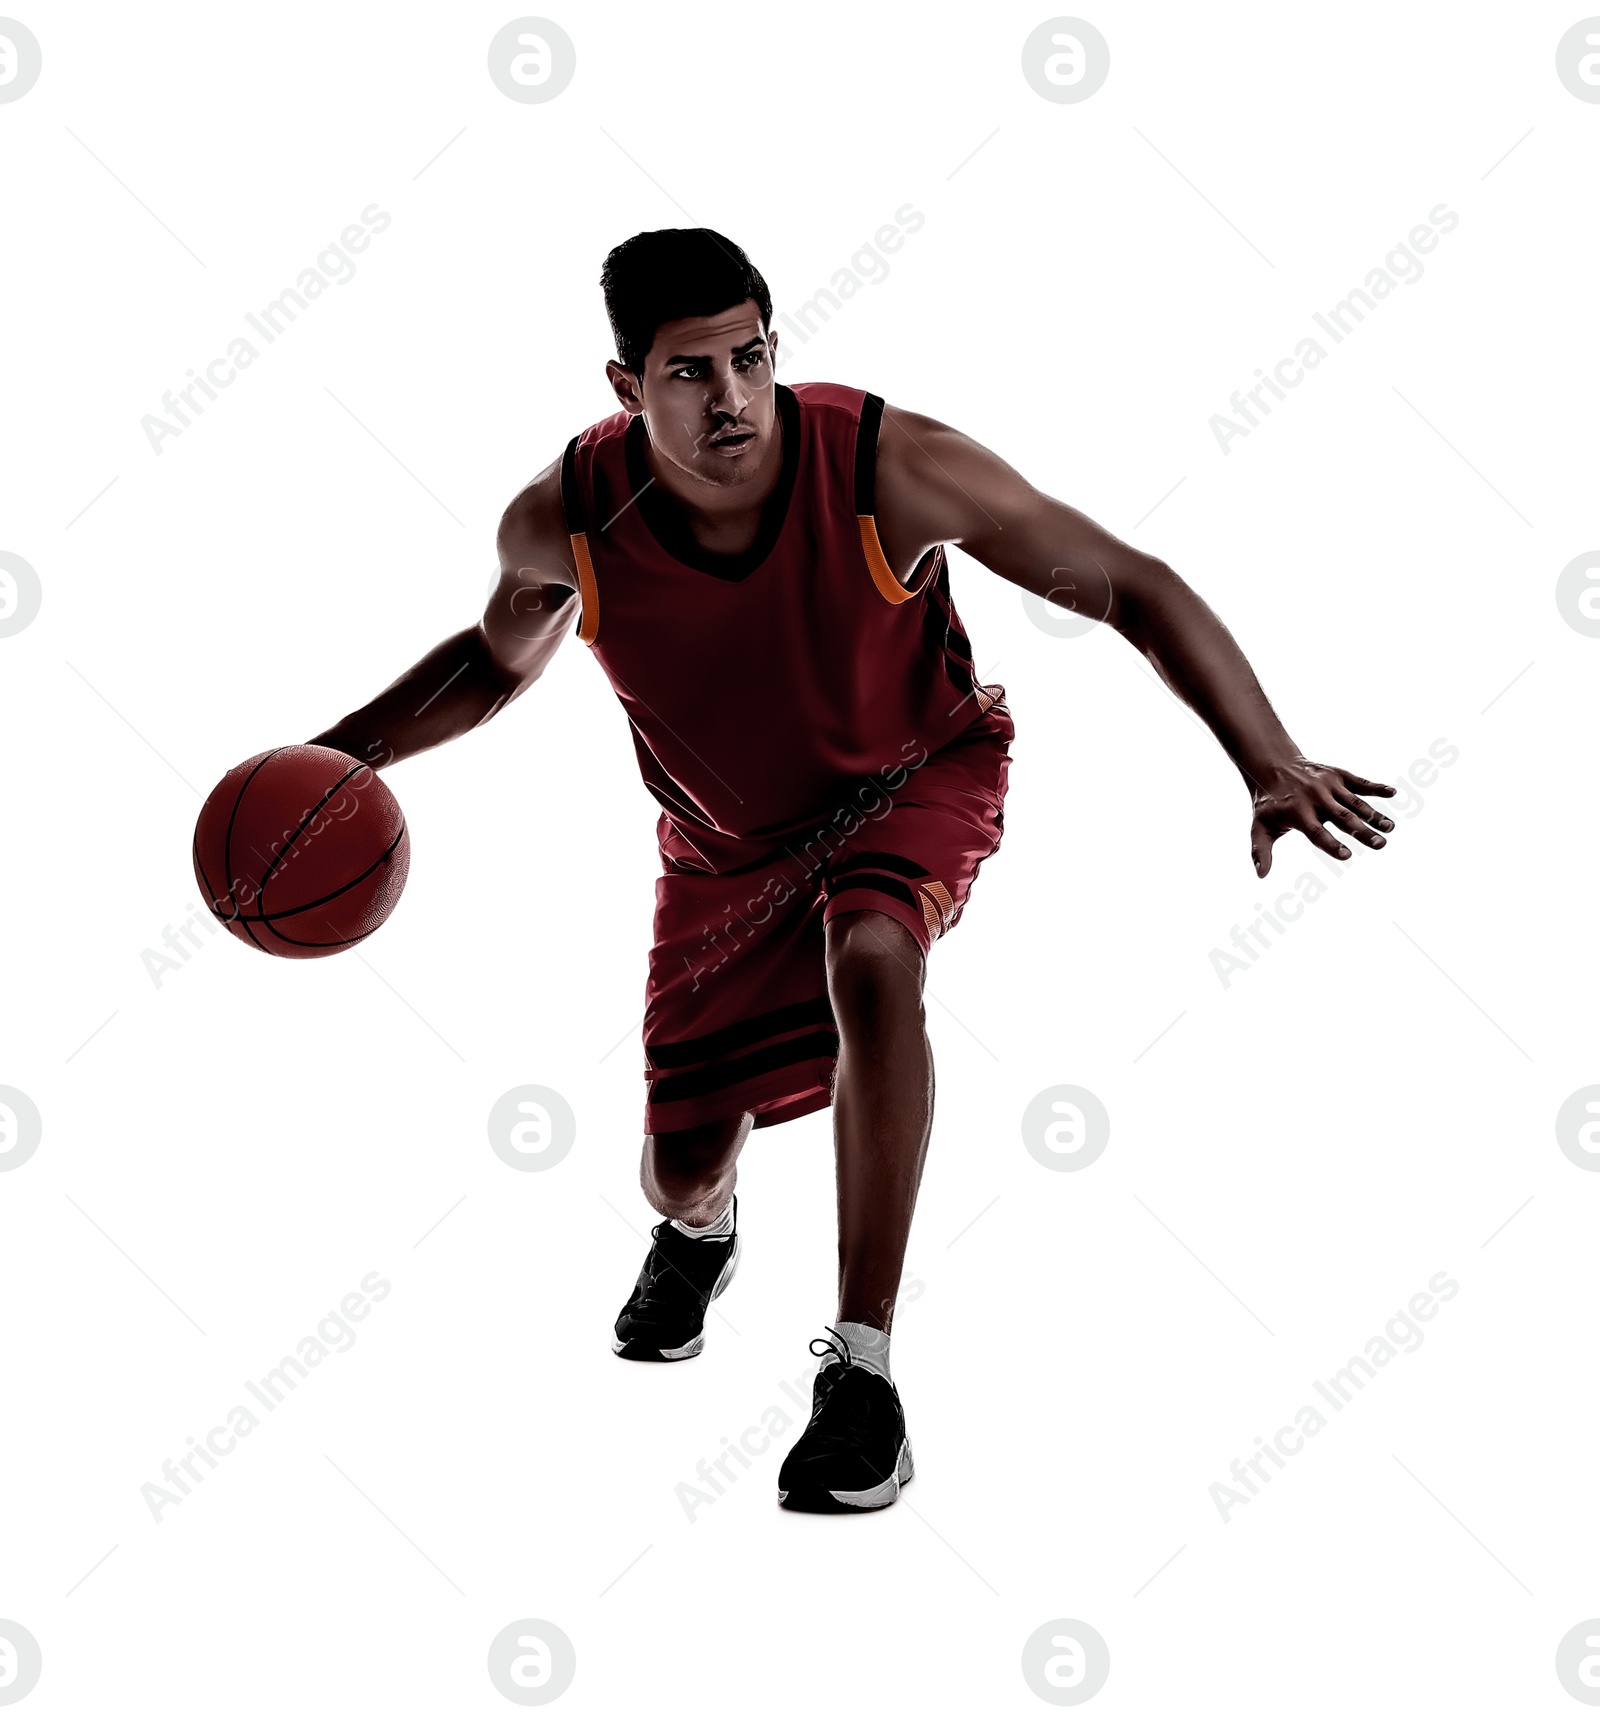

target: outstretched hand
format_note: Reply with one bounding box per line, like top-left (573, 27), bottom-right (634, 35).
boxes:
top-left (1248, 760), bottom-right (1396, 877)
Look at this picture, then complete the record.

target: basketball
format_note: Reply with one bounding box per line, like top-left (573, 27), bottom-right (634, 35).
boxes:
top-left (193, 745), bottom-right (410, 958)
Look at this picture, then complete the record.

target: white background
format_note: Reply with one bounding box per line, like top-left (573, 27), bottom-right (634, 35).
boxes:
top-left (2, 1), bottom-right (1597, 1717)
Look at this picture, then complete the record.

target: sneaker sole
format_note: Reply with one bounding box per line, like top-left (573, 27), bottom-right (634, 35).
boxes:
top-left (778, 1436), bottom-right (914, 1514)
top-left (611, 1234), bottom-right (740, 1362)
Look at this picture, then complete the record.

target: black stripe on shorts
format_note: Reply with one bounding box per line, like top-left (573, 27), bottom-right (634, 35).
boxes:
top-left (646, 995), bottom-right (835, 1072)
top-left (832, 852), bottom-right (929, 879)
top-left (648, 1029), bottom-right (840, 1105)
top-left (825, 872), bottom-right (918, 909)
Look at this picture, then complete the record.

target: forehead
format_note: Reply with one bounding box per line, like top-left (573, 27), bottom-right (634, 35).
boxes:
top-left (648, 300), bottom-right (768, 362)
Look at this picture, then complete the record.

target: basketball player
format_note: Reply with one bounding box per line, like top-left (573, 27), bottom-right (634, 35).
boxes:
top-left (310, 229), bottom-right (1394, 1514)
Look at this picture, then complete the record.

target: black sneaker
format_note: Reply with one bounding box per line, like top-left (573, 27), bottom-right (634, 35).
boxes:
top-left (777, 1329), bottom-right (914, 1513)
top-left (612, 1197), bottom-right (740, 1361)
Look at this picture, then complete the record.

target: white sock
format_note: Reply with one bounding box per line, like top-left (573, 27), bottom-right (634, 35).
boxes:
top-left (670, 1199), bottom-right (734, 1241)
top-left (832, 1320), bottom-right (892, 1382)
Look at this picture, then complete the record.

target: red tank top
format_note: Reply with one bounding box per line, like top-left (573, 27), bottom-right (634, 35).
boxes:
top-left (560, 382), bottom-right (998, 847)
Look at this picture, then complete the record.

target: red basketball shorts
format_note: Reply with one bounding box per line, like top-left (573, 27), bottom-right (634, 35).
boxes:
top-left (639, 696), bottom-right (1014, 1135)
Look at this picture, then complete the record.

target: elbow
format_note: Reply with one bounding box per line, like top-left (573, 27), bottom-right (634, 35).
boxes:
top-left (1111, 553), bottom-right (1180, 640)
top-left (476, 611), bottom-right (568, 704)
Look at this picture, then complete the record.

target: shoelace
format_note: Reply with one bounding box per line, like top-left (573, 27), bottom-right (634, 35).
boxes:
top-left (803, 1329), bottom-right (877, 1444)
top-left (630, 1224), bottom-right (719, 1317)
top-left (809, 1326), bottom-right (855, 1371)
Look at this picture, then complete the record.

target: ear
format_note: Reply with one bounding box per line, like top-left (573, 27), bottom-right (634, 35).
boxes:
top-left (606, 360), bottom-right (644, 415)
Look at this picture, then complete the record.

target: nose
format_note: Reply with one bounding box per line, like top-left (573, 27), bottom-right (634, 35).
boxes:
top-left (705, 366), bottom-right (751, 421)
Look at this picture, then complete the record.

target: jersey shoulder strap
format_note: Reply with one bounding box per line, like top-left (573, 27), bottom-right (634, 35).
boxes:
top-left (831, 386), bottom-right (940, 606)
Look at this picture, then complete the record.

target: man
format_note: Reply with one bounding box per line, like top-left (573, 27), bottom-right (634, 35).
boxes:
top-left (310, 228), bottom-right (1395, 1514)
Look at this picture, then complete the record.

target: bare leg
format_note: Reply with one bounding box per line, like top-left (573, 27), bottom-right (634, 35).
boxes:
top-left (615, 1113), bottom-right (753, 1362)
top-left (641, 1113), bottom-right (753, 1226)
top-left (825, 911), bottom-right (933, 1333)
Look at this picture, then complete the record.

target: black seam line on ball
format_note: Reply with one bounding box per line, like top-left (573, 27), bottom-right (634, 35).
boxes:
top-left (223, 747), bottom-right (287, 925)
top-left (192, 835), bottom-right (224, 919)
top-left (255, 762), bottom-right (372, 913)
top-left (197, 832), bottom-right (268, 953)
top-left (229, 824), bottom-right (407, 923)
top-left (253, 920), bottom-right (368, 950)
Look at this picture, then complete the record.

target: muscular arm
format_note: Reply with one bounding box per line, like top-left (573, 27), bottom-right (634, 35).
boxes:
top-left (873, 406), bottom-right (1395, 876)
top-left (309, 462), bottom-right (578, 768)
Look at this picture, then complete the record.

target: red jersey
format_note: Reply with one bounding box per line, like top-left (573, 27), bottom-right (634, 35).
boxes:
top-left (559, 382), bottom-right (998, 847)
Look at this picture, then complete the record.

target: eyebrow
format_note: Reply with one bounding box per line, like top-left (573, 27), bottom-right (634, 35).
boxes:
top-left (663, 336), bottom-right (769, 365)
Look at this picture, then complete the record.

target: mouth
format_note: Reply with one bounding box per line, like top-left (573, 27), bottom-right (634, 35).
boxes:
top-left (707, 428), bottom-right (756, 453)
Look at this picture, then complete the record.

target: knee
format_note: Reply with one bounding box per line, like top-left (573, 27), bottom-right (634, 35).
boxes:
top-left (643, 1119), bottom-right (742, 1207)
top-left (826, 913), bottom-right (925, 1034)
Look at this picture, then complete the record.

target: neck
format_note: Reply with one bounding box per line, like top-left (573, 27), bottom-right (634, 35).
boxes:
top-left (641, 409), bottom-right (785, 537)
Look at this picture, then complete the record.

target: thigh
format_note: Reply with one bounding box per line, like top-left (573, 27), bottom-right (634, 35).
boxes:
top-left (821, 701), bottom-right (1014, 954)
top-left (642, 853), bottom-right (838, 1136)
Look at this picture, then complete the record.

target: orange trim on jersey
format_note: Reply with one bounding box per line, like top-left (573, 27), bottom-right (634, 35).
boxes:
top-left (858, 515), bottom-right (939, 605)
top-left (570, 532), bottom-right (599, 645)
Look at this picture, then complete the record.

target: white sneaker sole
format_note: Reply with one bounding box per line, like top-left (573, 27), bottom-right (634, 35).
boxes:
top-left (778, 1436), bottom-right (915, 1510)
top-left (829, 1437), bottom-right (915, 1508)
top-left (709, 1231), bottom-right (741, 1300)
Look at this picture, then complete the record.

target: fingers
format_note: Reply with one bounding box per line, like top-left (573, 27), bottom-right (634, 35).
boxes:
top-left (1334, 788), bottom-right (1395, 834)
top-left (1252, 800), bottom-right (1362, 874)
top-left (1320, 799), bottom-right (1386, 851)
top-left (1337, 770), bottom-right (1397, 799)
top-left (1301, 819), bottom-right (1353, 862)
top-left (1249, 817), bottom-right (1274, 878)
top-left (1250, 764), bottom-right (1397, 875)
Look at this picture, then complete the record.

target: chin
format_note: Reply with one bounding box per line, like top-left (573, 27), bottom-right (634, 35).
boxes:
top-left (697, 442), bottom-right (768, 482)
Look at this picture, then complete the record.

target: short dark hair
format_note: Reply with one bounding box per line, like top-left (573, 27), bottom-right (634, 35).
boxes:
top-left (600, 228), bottom-right (773, 373)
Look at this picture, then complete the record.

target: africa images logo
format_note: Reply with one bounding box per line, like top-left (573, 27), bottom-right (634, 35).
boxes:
top-left (1208, 1272), bottom-right (1459, 1523)
top-left (1209, 205), bottom-right (1460, 455)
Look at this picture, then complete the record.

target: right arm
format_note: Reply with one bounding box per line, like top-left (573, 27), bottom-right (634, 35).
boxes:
top-left (309, 461), bottom-right (577, 767)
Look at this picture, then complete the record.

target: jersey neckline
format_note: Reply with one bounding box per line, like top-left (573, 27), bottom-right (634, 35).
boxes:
top-left (623, 383), bottom-right (801, 582)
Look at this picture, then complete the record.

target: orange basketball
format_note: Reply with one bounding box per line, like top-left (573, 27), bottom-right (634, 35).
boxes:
top-left (193, 745), bottom-right (409, 958)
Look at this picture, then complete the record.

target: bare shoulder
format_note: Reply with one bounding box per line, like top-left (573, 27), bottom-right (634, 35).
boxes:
top-left (874, 401), bottom-right (1034, 555)
top-left (496, 457), bottom-right (576, 587)
top-left (481, 457), bottom-right (580, 670)
top-left (876, 402), bottom-right (963, 489)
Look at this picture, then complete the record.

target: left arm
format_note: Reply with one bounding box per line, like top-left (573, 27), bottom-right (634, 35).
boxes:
top-left (873, 405), bottom-right (1394, 877)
